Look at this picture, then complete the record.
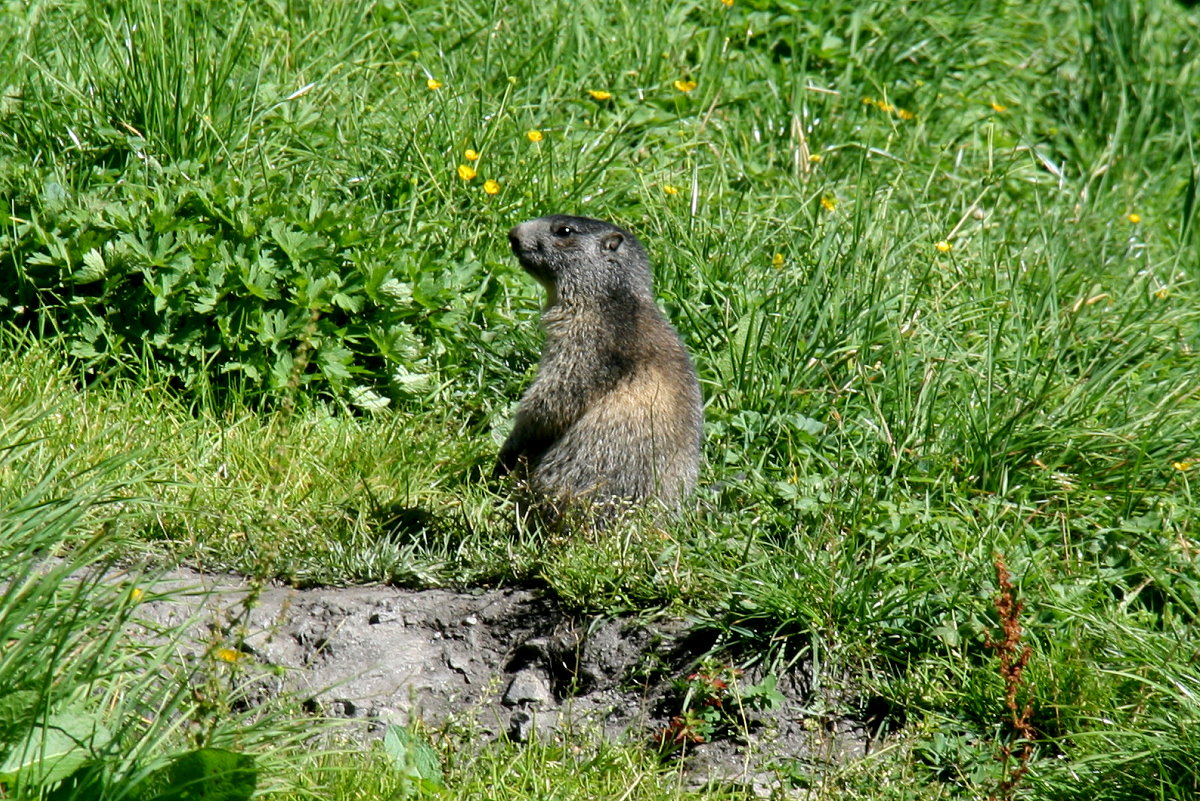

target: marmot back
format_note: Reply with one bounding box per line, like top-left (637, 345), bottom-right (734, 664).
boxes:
top-left (495, 215), bottom-right (703, 524)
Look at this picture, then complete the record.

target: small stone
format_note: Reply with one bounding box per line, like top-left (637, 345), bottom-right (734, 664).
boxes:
top-left (508, 710), bottom-right (533, 742)
top-left (446, 650), bottom-right (472, 678)
top-left (329, 698), bottom-right (357, 717)
top-left (503, 670), bottom-right (551, 707)
top-left (369, 601), bottom-right (399, 624)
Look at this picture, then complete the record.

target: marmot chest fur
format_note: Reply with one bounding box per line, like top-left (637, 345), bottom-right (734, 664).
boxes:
top-left (495, 215), bottom-right (703, 519)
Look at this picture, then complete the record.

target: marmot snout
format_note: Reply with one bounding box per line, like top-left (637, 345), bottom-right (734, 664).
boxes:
top-left (495, 214), bottom-right (703, 524)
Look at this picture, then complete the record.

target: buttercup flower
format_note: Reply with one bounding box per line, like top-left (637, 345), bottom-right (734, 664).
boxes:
top-left (465, 148), bottom-right (479, 161)
top-left (772, 253), bottom-right (785, 268)
top-left (897, 108), bottom-right (915, 120)
top-left (674, 79), bottom-right (698, 93)
top-left (991, 102), bottom-right (1007, 113)
top-left (215, 648), bottom-right (240, 663)
top-left (1127, 213), bottom-right (1142, 224)
top-left (483, 179), bottom-right (500, 195)
top-left (526, 129), bottom-right (544, 143)
top-left (588, 89), bottom-right (613, 101)
top-left (935, 240), bottom-right (953, 253)
top-left (426, 78), bottom-right (443, 91)
top-left (663, 184), bottom-right (680, 195)
top-left (821, 196), bottom-right (837, 211)
top-left (457, 164), bottom-right (477, 181)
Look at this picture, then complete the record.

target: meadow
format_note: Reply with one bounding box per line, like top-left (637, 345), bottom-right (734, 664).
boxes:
top-left (2, 0), bottom-right (1199, 798)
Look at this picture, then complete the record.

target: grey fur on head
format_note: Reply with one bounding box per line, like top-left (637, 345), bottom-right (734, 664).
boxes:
top-left (496, 215), bottom-right (703, 527)
top-left (508, 214), bottom-right (655, 305)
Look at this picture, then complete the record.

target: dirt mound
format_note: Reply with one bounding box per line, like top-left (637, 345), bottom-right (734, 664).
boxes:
top-left (137, 568), bottom-right (879, 792)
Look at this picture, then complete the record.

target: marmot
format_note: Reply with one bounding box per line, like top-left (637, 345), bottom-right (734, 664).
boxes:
top-left (495, 214), bottom-right (703, 524)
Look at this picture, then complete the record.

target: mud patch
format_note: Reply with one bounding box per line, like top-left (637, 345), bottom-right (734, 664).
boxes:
top-left (137, 567), bottom-right (881, 792)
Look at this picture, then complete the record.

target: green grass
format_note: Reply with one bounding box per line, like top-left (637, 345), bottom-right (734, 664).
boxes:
top-left (3, 0), bottom-right (1200, 798)
top-left (0, 403), bottom-right (322, 799)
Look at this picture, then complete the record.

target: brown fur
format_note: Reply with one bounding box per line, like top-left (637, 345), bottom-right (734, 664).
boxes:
top-left (495, 215), bottom-right (703, 524)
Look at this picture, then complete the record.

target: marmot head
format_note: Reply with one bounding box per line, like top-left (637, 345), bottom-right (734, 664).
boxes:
top-left (508, 215), bottom-right (654, 304)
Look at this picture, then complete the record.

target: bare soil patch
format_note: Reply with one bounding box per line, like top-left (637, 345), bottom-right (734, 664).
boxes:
top-left (138, 567), bottom-right (883, 792)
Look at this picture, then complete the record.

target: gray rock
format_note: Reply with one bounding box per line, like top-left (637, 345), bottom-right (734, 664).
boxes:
top-left (503, 669), bottom-right (552, 707)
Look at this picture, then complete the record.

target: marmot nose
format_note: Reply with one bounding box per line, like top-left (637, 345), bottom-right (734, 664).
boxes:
top-left (507, 227), bottom-right (522, 253)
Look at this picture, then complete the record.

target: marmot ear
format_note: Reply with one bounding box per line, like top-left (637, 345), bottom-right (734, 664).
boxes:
top-left (601, 232), bottom-right (624, 252)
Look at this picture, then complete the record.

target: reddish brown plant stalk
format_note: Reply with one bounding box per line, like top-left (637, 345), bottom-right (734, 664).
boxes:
top-left (985, 554), bottom-right (1036, 801)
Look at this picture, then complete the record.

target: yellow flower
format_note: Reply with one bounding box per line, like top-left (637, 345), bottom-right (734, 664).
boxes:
top-left (215, 648), bottom-right (240, 663)
top-left (426, 78), bottom-right (443, 91)
top-left (897, 108), bottom-right (915, 120)
top-left (991, 102), bottom-right (1007, 113)
top-left (772, 253), bottom-right (784, 268)
top-left (1127, 213), bottom-right (1141, 224)
top-left (820, 195), bottom-right (837, 211)
top-left (588, 89), bottom-right (613, 101)
top-left (1174, 461), bottom-right (1194, 472)
top-left (862, 96), bottom-right (875, 105)
top-left (483, 179), bottom-right (500, 195)
top-left (1155, 287), bottom-right (1169, 299)
top-left (674, 79), bottom-right (698, 93)
top-left (721, 0), bottom-right (733, 5)
top-left (935, 240), bottom-right (953, 253)
top-left (457, 164), bottom-right (477, 181)
top-left (808, 153), bottom-right (823, 163)
top-left (876, 100), bottom-right (894, 113)
top-left (129, 587), bottom-right (144, 603)
top-left (464, 148), bottom-right (479, 161)
top-left (663, 184), bottom-right (680, 195)
top-left (526, 129), bottom-right (544, 143)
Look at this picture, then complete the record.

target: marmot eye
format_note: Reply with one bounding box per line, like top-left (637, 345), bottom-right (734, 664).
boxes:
top-left (552, 224), bottom-right (574, 237)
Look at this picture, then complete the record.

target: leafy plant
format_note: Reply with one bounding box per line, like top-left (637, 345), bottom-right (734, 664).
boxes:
top-left (655, 660), bottom-right (783, 752)
top-left (381, 724), bottom-right (445, 799)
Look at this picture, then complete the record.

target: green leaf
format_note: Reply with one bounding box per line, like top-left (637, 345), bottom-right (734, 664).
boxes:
top-left (382, 724), bottom-right (443, 796)
top-left (317, 343), bottom-right (353, 380)
top-left (0, 690), bottom-right (39, 744)
top-left (391, 364), bottom-right (431, 394)
top-left (155, 748), bottom-right (257, 801)
top-left (331, 291), bottom-right (362, 312)
top-left (348, 385), bottom-right (390, 411)
top-left (741, 674), bottom-right (785, 712)
top-left (70, 248), bottom-right (107, 284)
top-left (0, 707), bottom-right (111, 787)
top-left (269, 221), bottom-right (322, 265)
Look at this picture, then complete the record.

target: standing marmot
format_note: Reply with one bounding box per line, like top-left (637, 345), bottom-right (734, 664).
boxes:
top-left (495, 214), bottom-right (703, 524)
